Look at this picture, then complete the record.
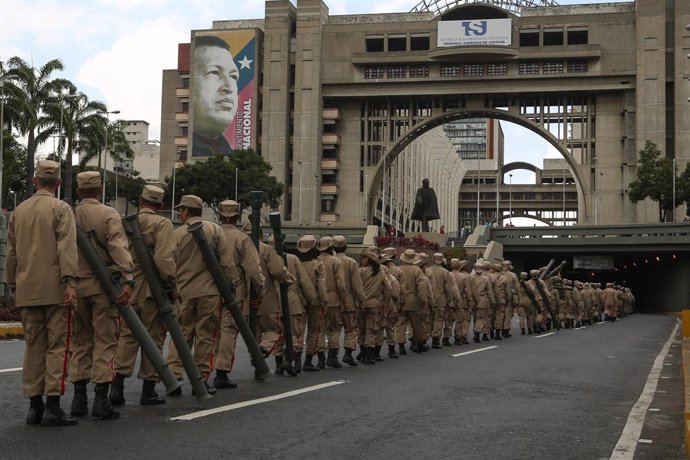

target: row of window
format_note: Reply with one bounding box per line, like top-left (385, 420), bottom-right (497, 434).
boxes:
top-left (364, 60), bottom-right (588, 79)
top-left (459, 192), bottom-right (578, 200)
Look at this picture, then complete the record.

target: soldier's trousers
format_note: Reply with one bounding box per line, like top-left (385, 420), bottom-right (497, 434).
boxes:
top-left (305, 304), bottom-right (325, 355)
top-left (257, 312), bottom-right (283, 356)
top-left (324, 306), bottom-right (343, 350)
top-left (431, 304), bottom-right (446, 338)
top-left (417, 304), bottom-right (430, 341)
top-left (395, 310), bottom-right (409, 344)
top-left (442, 305), bottom-right (456, 338)
top-left (71, 293), bottom-right (119, 384)
top-left (385, 306), bottom-right (398, 346)
top-left (362, 308), bottom-right (379, 347)
top-left (404, 309), bottom-right (427, 344)
top-left (20, 304), bottom-right (71, 397)
top-left (214, 307), bottom-right (241, 373)
top-left (167, 295), bottom-right (220, 380)
top-left (474, 308), bottom-right (488, 334)
top-left (502, 305), bottom-right (513, 330)
top-left (517, 305), bottom-right (527, 329)
top-left (113, 298), bottom-right (165, 381)
top-left (341, 310), bottom-right (359, 349)
top-left (454, 309), bottom-right (471, 338)
top-left (291, 313), bottom-right (306, 353)
top-left (493, 304), bottom-right (506, 330)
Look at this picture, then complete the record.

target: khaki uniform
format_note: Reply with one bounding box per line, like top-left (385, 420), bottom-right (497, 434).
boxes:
top-left (427, 264), bottom-right (459, 340)
top-left (256, 241), bottom-right (292, 356)
top-left (114, 208), bottom-right (176, 381)
top-left (167, 217), bottom-right (237, 380)
top-left (72, 198), bottom-right (134, 384)
top-left (516, 279), bottom-right (535, 331)
top-left (502, 269), bottom-right (519, 330)
top-left (286, 253), bottom-right (319, 352)
top-left (335, 252), bottom-right (366, 349)
top-left (7, 190), bottom-right (78, 397)
top-left (572, 287), bottom-right (585, 322)
top-left (301, 258), bottom-right (329, 354)
top-left (318, 252), bottom-right (348, 350)
top-left (471, 272), bottom-right (496, 335)
top-left (491, 271), bottom-right (509, 330)
top-left (603, 287), bottom-right (618, 318)
top-left (418, 267), bottom-right (434, 340)
top-left (381, 263), bottom-right (402, 346)
top-left (451, 270), bottom-right (474, 339)
top-left (396, 263), bottom-right (428, 344)
top-left (214, 223), bottom-right (264, 374)
top-left (360, 266), bottom-right (392, 347)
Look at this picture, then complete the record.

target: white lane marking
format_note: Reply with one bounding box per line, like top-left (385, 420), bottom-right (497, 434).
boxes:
top-left (0, 367), bottom-right (22, 374)
top-left (596, 322), bottom-right (606, 325)
top-left (637, 439), bottom-right (653, 444)
top-left (450, 346), bottom-right (497, 358)
top-left (171, 380), bottom-right (347, 421)
top-left (661, 376), bottom-right (670, 379)
top-left (0, 339), bottom-right (24, 344)
top-left (610, 320), bottom-right (679, 460)
top-left (575, 326), bottom-right (587, 330)
top-left (664, 364), bottom-right (672, 366)
top-left (534, 332), bottom-right (555, 338)
top-left (657, 391), bottom-right (668, 394)
top-left (648, 408), bottom-right (661, 412)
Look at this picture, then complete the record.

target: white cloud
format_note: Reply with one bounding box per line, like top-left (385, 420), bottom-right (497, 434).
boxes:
top-left (369, 0), bottom-right (418, 14)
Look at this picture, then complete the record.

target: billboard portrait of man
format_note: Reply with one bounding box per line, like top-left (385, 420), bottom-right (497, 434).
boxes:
top-left (192, 31), bottom-right (257, 157)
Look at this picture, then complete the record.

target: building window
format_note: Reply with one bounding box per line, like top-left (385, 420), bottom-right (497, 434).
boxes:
top-left (543, 29), bottom-right (564, 46)
top-left (487, 63), bottom-right (507, 76)
top-left (409, 65), bottom-right (429, 78)
top-left (410, 34), bottom-right (430, 51)
top-left (567, 29), bottom-right (588, 45)
top-left (177, 150), bottom-right (188, 161)
top-left (519, 30), bottom-right (540, 47)
top-left (180, 126), bottom-right (188, 136)
top-left (464, 64), bottom-right (483, 77)
top-left (364, 66), bottom-right (384, 79)
top-left (181, 101), bottom-right (189, 112)
top-left (366, 36), bottom-right (384, 52)
top-left (519, 62), bottom-right (540, 75)
top-left (567, 60), bottom-right (588, 73)
top-left (440, 64), bottom-right (461, 77)
top-left (387, 65), bottom-right (406, 79)
top-left (543, 61), bottom-right (564, 74)
top-left (387, 35), bottom-right (406, 52)
top-left (181, 77), bottom-right (189, 88)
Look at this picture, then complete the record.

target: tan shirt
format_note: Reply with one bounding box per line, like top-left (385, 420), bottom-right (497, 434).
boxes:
top-left (492, 271), bottom-right (509, 306)
top-left (503, 269), bottom-right (520, 306)
top-left (6, 190), bottom-right (78, 307)
top-left (427, 264), bottom-right (459, 307)
top-left (318, 252), bottom-right (348, 308)
top-left (360, 266), bottom-right (391, 309)
top-left (398, 263), bottom-right (428, 311)
top-left (470, 272), bottom-right (496, 310)
top-left (301, 258), bottom-right (329, 308)
top-left (129, 208), bottom-right (176, 303)
top-left (257, 241), bottom-right (292, 315)
top-left (286, 253), bottom-right (319, 315)
top-left (452, 270), bottom-right (474, 310)
top-left (74, 198), bottom-right (133, 298)
top-left (221, 223), bottom-right (264, 301)
top-left (335, 252), bottom-right (366, 311)
top-left (175, 216), bottom-right (238, 302)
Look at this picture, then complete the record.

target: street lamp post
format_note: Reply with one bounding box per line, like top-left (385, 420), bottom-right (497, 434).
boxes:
top-left (476, 156), bottom-right (480, 227)
top-left (672, 158), bottom-right (676, 222)
top-left (171, 164), bottom-right (176, 220)
top-left (297, 161), bottom-right (302, 222)
top-left (562, 169), bottom-right (566, 226)
top-left (101, 110), bottom-right (120, 203)
top-left (509, 173), bottom-right (512, 226)
top-left (56, 93), bottom-right (81, 199)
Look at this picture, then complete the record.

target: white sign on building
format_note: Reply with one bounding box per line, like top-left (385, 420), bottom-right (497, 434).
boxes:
top-left (573, 255), bottom-right (614, 270)
top-left (437, 19), bottom-right (512, 47)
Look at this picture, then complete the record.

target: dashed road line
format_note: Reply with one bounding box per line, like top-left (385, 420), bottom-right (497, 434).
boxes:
top-left (450, 346), bottom-right (498, 358)
top-left (0, 367), bottom-right (22, 374)
top-left (534, 332), bottom-right (555, 338)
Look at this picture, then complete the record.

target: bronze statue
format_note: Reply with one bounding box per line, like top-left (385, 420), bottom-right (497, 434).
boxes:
top-left (411, 178), bottom-right (440, 232)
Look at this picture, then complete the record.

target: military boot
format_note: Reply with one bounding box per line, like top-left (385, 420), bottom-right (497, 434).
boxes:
top-left (317, 352), bottom-right (327, 370)
top-left (493, 330), bottom-right (502, 340)
top-left (343, 348), bottom-right (358, 367)
top-left (373, 345), bottom-right (385, 361)
top-left (489, 329), bottom-right (495, 339)
top-left (140, 380), bottom-right (166, 405)
top-left (70, 380), bottom-right (89, 416)
top-left (461, 336), bottom-right (469, 345)
top-left (326, 348), bottom-right (342, 368)
top-left (294, 352), bottom-right (303, 373)
top-left (43, 396), bottom-right (77, 427)
top-left (214, 370), bottom-right (238, 389)
top-left (442, 337), bottom-right (451, 347)
top-left (431, 337), bottom-right (442, 349)
top-left (92, 383), bottom-right (119, 420)
top-left (473, 332), bottom-right (481, 343)
top-left (361, 347), bottom-right (376, 365)
top-left (303, 354), bottom-right (319, 372)
top-left (388, 344), bottom-right (399, 359)
top-left (275, 355), bottom-right (285, 375)
top-left (527, 327), bottom-right (533, 335)
top-left (109, 373), bottom-right (126, 406)
top-left (502, 329), bottom-right (511, 338)
top-left (521, 328), bottom-right (526, 335)
top-left (26, 396), bottom-right (44, 425)
top-left (482, 333), bottom-right (490, 342)
top-left (356, 346), bottom-right (365, 362)
top-left (454, 336), bottom-right (463, 345)
top-left (398, 343), bottom-right (407, 355)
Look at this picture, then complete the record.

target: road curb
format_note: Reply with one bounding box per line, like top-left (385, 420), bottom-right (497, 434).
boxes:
top-left (0, 322), bottom-right (23, 339)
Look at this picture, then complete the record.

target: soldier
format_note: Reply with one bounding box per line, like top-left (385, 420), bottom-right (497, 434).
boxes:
top-left (415, 252), bottom-right (434, 349)
top-left (582, 282), bottom-right (597, 325)
top-left (167, 195), bottom-right (238, 395)
top-left (398, 249), bottom-right (429, 352)
top-left (213, 200), bottom-right (264, 389)
top-left (489, 263), bottom-right (508, 341)
top-left (501, 260), bottom-right (519, 338)
top-left (111, 185), bottom-right (175, 407)
top-left (7, 160), bottom-right (78, 426)
top-left (317, 237), bottom-right (349, 368)
top-left (526, 269), bottom-right (546, 333)
top-left (450, 259), bottom-right (474, 344)
top-left (603, 283), bottom-right (618, 321)
top-left (244, 222), bottom-right (293, 375)
top-left (427, 253), bottom-right (460, 348)
top-left (285, 249), bottom-right (320, 373)
top-left (470, 260), bottom-right (496, 342)
top-left (516, 272), bottom-right (534, 335)
top-left (572, 281), bottom-right (585, 328)
top-left (359, 251), bottom-right (392, 364)
top-left (332, 235), bottom-right (366, 365)
top-left (380, 247), bottom-right (401, 358)
top-left (70, 171), bottom-right (133, 420)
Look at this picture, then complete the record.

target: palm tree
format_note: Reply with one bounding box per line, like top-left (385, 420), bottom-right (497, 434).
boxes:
top-left (43, 89), bottom-right (107, 202)
top-left (4, 57), bottom-right (70, 199)
top-left (79, 118), bottom-right (133, 171)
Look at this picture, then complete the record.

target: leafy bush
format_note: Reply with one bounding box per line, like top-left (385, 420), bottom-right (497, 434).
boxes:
top-left (374, 235), bottom-right (440, 251)
top-left (0, 297), bottom-right (20, 322)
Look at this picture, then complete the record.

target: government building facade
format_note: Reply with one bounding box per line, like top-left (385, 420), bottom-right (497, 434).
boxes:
top-left (159, 0), bottom-right (690, 232)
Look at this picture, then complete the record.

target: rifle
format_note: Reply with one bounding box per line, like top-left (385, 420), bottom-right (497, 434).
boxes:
top-left (268, 212), bottom-right (296, 376)
top-left (248, 191), bottom-right (263, 336)
top-left (122, 215), bottom-right (211, 402)
top-left (519, 279), bottom-right (542, 315)
top-left (75, 225), bottom-right (181, 394)
top-left (533, 276), bottom-right (560, 330)
top-left (187, 221), bottom-right (270, 381)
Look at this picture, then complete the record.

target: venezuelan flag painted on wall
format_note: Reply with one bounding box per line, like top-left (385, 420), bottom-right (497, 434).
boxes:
top-left (192, 29), bottom-right (257, 157)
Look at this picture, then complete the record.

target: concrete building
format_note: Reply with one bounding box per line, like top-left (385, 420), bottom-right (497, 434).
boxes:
top-left (159, 0), bottom-right (690, 229)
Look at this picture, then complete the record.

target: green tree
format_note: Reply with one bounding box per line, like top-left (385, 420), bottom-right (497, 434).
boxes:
top-left (78, 119), bottom-right (133, 171)
top-left (4, 56), bottom-right (70, 199)
top-left (628, 140), bottom-right (686, 222)
top-left (1, 132), bottom-right (28, 209)
top-left (165, 150), bottom-right (283, 215)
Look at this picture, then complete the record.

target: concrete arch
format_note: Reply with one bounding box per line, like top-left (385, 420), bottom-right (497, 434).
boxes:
top-left (502, 161), bottom-right (539, 175)
top-left (494, 214), bottom-right (552, 226)
top-left (410, 0), bottom-right (558, 16)
top-left (367, 108), bottom-right (587, 223)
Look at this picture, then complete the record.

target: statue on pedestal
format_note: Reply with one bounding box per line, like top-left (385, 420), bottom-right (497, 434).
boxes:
top-left (411, 178), bottom-right (440, 232)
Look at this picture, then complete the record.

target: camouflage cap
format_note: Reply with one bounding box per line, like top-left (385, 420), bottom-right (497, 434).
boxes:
top-left (76, 171), bottom-right (101, 189)
top-left (399, 248), bottom-right (417, 264)
top-left (361, 250), bottom-right (380, 265)
top-left (332, 235), bottom-right (347, 249)
top-left (529, 269), bottom-right (540, 277)
top-left (296, 235), bottom-right (316, 253)
top-left (141, 184), bottom-right (164, 204)
top-left (317, 236), bottom-right (333, 251)
top-left (218, 199), bottom-right (240, 217)
top-left (36, 160), bottom-right (61, 179)
top-left (432, 253), bottom-right (444, 264)
top-left (175, 194), bottom-right (203, 210)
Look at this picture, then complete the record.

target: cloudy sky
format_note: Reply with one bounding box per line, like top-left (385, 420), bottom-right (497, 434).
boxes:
top-left (1, 0), bottom-right (626, 183)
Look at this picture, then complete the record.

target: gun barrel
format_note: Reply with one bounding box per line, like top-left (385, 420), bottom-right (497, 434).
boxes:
top-left (76, 225), bottom-right (181, 394)
top-left (187, 221), bottom-right (270, 380)
top-left (268, 212), bottom-right (294, 362)
top-left (122, 215), bottom-right (211, 403)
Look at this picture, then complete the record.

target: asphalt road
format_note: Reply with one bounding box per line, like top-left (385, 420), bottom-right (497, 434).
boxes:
top-left (0, 314), bottom-right (683, 460)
